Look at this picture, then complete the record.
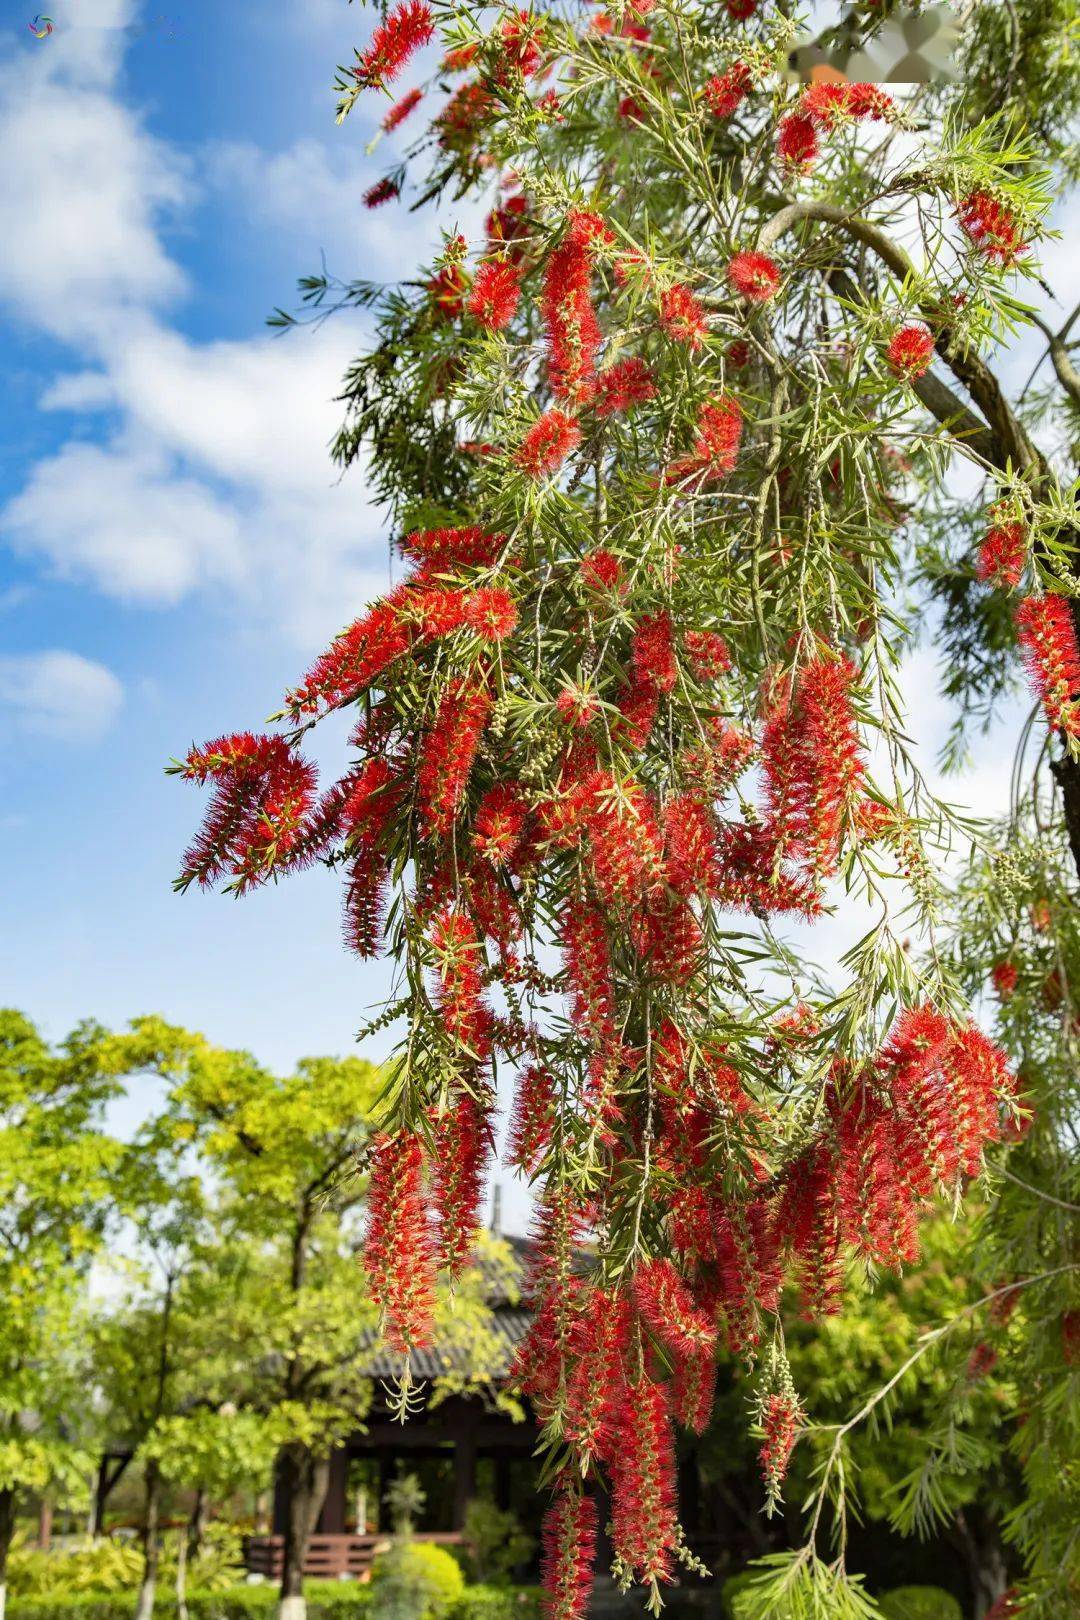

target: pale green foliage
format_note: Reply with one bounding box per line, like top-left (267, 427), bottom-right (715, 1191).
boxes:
top-left (730, 1552), bottom-right (885, 1620)
top-left (0, 1011), bottom-right (122, 1508)
top-left (877, 1588), bottom-right (962, 1620)
top-left (460, 1501), bottom-right (535, 1586)
top-left (369, 1541), bottom-right (465, 1620)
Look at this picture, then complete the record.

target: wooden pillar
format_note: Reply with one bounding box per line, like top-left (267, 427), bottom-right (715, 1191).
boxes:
top-left (452, 1436), bottom-right (477, 1530)
top-left (316, 1448), bottom-right (349, 1534)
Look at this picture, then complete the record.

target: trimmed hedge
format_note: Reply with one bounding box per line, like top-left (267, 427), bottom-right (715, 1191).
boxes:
top-left (7, 1582), bottom-right (543, 1620)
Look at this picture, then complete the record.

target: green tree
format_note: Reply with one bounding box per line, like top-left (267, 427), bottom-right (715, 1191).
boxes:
top-left (174, 3), bottom-right (1080, 1611)
top-left (0, 1012), bottom-right (121, 1620)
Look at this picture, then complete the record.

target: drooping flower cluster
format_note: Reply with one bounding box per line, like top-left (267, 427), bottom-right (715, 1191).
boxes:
top-left (958, 189), bottom-right (1029, 264)
top-left (1016, 595), bottom-right (1080, 742)
top-left (175, 5), bottom-right (1044, 1612)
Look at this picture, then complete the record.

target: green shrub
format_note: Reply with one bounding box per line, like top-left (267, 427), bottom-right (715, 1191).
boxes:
top-left (448, 1588), bottom-right (542, 1620)
top-left (878, 1587), bottom-right (964, 1620)
top-left (369, 1541), bottom-right (466, 1620)
top-left (7, 1537), bottom-right (145, 1596)
top-left (7, 1584), bottom-right (374, 1620)
top-left (459, 1503), bottom-right (536, 1587)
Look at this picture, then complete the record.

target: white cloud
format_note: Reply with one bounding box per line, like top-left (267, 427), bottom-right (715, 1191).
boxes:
top-left (0, 75), bottom-right (189, 343)
top-left (0, 650), bottom-right (123, 742)
top-left (3, 441), bottom-right (245, 605)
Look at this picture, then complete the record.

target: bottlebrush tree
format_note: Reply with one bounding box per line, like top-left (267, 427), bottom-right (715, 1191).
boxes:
top-left (175, 1), bottom-right (1080, 1615)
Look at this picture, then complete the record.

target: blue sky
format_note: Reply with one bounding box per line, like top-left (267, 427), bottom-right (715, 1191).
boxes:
top-left (0, 1), bottom-right (1072, 1226)
top-left (0, 0), bottom-right (480, 1111)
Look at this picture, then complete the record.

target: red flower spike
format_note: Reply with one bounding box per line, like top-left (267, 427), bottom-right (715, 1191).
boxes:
top-left (704, 61), bottom-right (752, 119)
top-left (363, 176), bottom-right (400, 208)
top-left (726, 0), bottom-right (758, 17)
top-left (382, 87), bottom-right (423, 131)
top-left (1016, 595), bottom-right (1080, 739)
top-left (669, 394), bottom-right (743, 486)
top-left (469, 258), bottom-right (522, 330)
top-left (1062, 1310), bottom-right (1080, 1367)
top-left (992, 960), bottom-right (1018, 1001)
top-left (428, 262), bottom-right (469, 319)
top-left (579, 547), bottom-right (624, 593)
top-left (609, 1377), bottom-right (679, 1587)
top-left (355, 0), bottom-right (434, 87)
top-left (660, 283), bottom-right (709, 348)
top-left (399, 524), bottom-right (508, 573)
top-left (584, 773), bottom-right (665, 906)
top-left (431, 1088), bottom-right (493, 1275)
top-left (497, 9), bottom-right (545, 80)
top-left (540, 1485), bottom-right (597, 1620)
top-left (363, 1129), bottom-right (436, 1353)
top-left (672, 1345), bottom-right (716, 1435)
top-left (465, 586), bottom-right (519, 641)
top-left (506, 1063), bottom-right (556, 1176)
top-left (632, 611), bottom-right (678, 694)
top-left (886, 324), bottom-right (935, 380)
top-left (663, 794), bottom-right (719, 894)
top-left (776, 111), bottom-right (819, 173)
top-left (759, 1392), bottom-right (801, 1503)
top-left (966, 1340), bottom-right (998, 1382)
top-left (958, 189), bottom-right (1028, 265)
top-left (430, 904), bottom-right (495, 1059)
top-left (616, 675), bottom-right (661, 749)
top-left (594, 357), bottom-right (656, 416)
top-left (562, 898), bottom-right (616, 1045)
top-left (564, 1288), bottom-right (632, 1467)
top-left (684, 628), bottom-right (731, 679)
top-left (516, 409), bottom-right (581, 477)
top-left (634, 1258), bottom-right (718, 1357)
top-left (417, 677), bottom-right (493, 838)
top-left (542, 222), bottom-right (604, 402)
top-left (472, 782), bottom-right (529, 867)
top-left (978, 521), bottom-right (1027, 589)
top-left (727, 250), bottom-right (780, 303)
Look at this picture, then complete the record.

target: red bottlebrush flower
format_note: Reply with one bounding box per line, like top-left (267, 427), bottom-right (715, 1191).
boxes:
top-left (437, 83), bottom-right (496, 152)
top-left (727, 338), bottom-right (750, 367)
top-left (486, 193), bottom-right (530, 251)
top-left (355, 0), bottom-right (434, 87)
top-left (886, 323), bottom-right (935, 379)
top-left (339, 757), bottom-right (405, 957)
top-left (431, 1087), bottom-right (493, 1274)
top-left (363, 176), bottom-right (400, 208)
top-left (632, 610), bottom-right (678, 694)
top-left (430, 904), bottom-right (495, 1058)
top-left (1016, 595), bottom-right (1080, 739)
top-left (417, 677), bottom-right (493, 837)
top-left (966, 1340), bottom-right (999, 1382)
top-left (443, 41), bottom-right (479, 72)
top-left (363, 1129), bottom-right (436, 1353)
top-left (342, 850), bottom-right (389, 959)
top-left (556, 684), bottom-right (602, 728)
top-left (465, 585), bottom-right (519, 640)
top-left (684, 628), bottom-right (731, 679)
top-left (564, 1287), bottom-right (632, 1466)
top-left (663, 794), bottom-right (719, 895)
top-left (630, 896), bottom-right (703, 985)
top-left (516, 408), bottom-right (581, 477)
top-left (585, 774), bottom-right (664, 906)
top-left (610, 1377), bottom-right (679, 1587)
top-left (985, 1594), bottom-right (1020, 1620)
top-left (540, 1485), bottom-right (597, 1620)
top-left (1062, 1309), bottom-right (1080, 1367)
top-left (178, 734), bottom-right (319, 893)
top-left (472, 782), bottom-right (528, 867)
top-left (762, 655), bottom-right (867, 877)
top-left (669, 394), bottom-right (743, 485)
top-left (727, 249), bottom-right (780, 303)
top-left (844, 83), bottom-right (895, 121)
top-left (594, 356), bottom-right (656, 416)
top-left (468, 258), bottom-right (522, 330)
top-left (978, 521), bottom-right (1027, 589)
top-left (1031, 897), bottom-right (1052, 931)
top-left (634, 1258), bottom-right (718, 1357)
top-left (616, 675), bottom-right (660, 749)
top-left (776, 111), bottom-right (819, 172)
top-left (400, 524), bottom-right (508, 573)
top-left (429, 262), bottom-right (468, 319)
top-left (579, 547), bottom-right (624, 593)
top-left (617, 95), bottom-right (646, 124)
top-left (726, 0), bottom-right (757, 17)
top-left (992, 960), bottom-right (1018, 1001)
top-left (382, 86), bottom-right (423, 131)
top-left (704, 60), bottom-right (752, 119)
top-left (562, 897), bottom-right (616, 1045)
top-left (507, 1062), bottom-right (556, 1176)
top-left (497, 9), bottom-right (545, 79)
top-left (672, 1345), bottom-right (716, 1435)
top-left (758, 1391), bottom-right (801, 1506)
top-left (957, 189), bottom-right (1028, 265)
top-left (542, 221), bottom-right (604, 401)
top-left (660, 283), bottom-right (709, 348)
